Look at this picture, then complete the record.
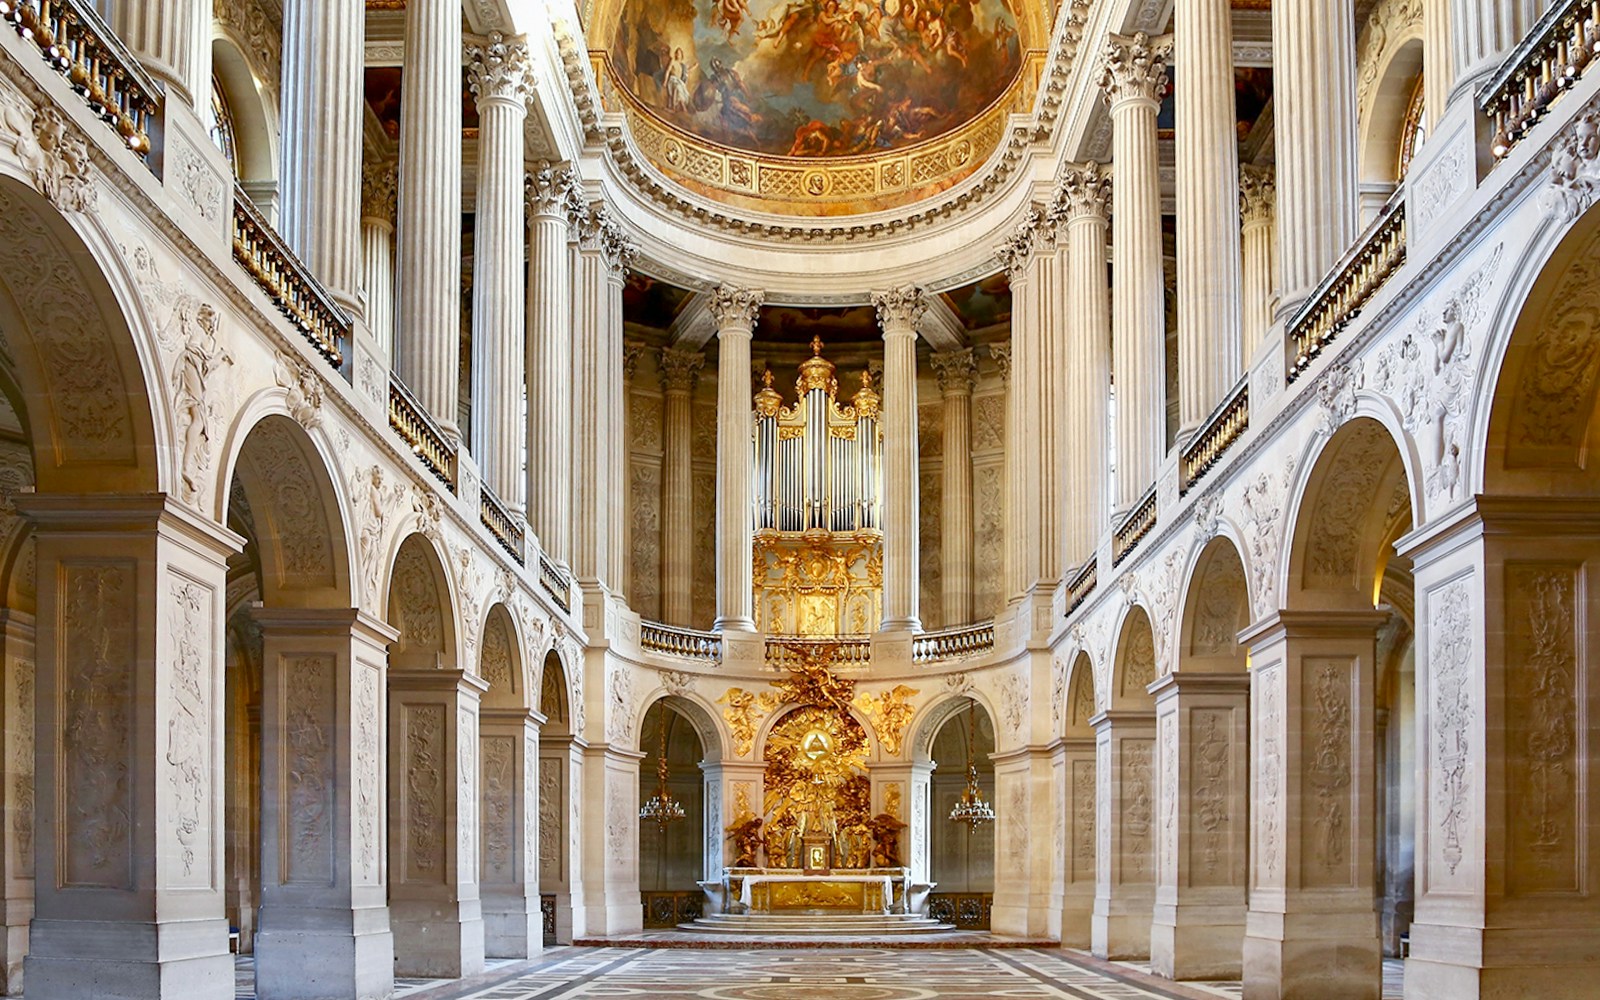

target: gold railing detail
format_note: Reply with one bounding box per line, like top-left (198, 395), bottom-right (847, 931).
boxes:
top-left (1065, 559), bottom-right (1098, 616)
top-left (1180, 380), bottom-right (1250, 494)
top-left (765, 635), bottom-right (871, 670)
top-left (1287, 193), bottom-right (1407, 383)
top-left (479, 483), bottom-right (524, 565)
top-left (388, 374), bottom-right (457, 491)
top-left (234, 184), bottom-right (350, 368)
top-left (3, 0), bottom-right (159, 162)
top-left (911, 622), bottom-right (995, 663)
top-left (1482, 0), bottom-right (1600, 160)
top-left (641, 621), bottom-right (722, 661)
top-left (1112, 488), bottom-right (1158, 567)
top-left (539, 554), bottom-right (571, 613)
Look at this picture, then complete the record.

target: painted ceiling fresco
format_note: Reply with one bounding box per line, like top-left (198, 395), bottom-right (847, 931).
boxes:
top-left (609, 0), bottom-right (1026, 160)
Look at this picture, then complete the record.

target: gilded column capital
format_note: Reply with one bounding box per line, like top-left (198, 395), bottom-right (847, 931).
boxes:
top-left (930, 348), bottom-right (977, 395)
top-left (525, 160), bottom-right (575, 219)
top-left (1239, 164), bottom-right (1277, 225)
top-left (361, 156), bottom-right (398, 224)
top-left (711, 284), bottom-right (765, 333)
top-left (660, 347), bottom-right (706, 393)
top-left (1054, 161), bottom-right (1113, 224)
top-left (871, 285), bottom-right (927, 334)
top-left (467, 31), bottom-right (531, 107)
top-left (1099, 31), bottom-right (1172, 108)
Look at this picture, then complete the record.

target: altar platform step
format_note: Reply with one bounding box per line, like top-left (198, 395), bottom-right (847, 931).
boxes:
top-left (573, 924), bottom-right (1059, 950)
top-left (681, 913), bottom-right (950, 935)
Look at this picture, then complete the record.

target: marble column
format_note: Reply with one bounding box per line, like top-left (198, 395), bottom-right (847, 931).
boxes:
top-left (0, 611), bottom-right (31, 995)
top-left (1239, 167), bottom-right (1278, 357)
top-left (251, 609), bottom-right (397, 1000)
top-left (1058, 163), bottom-right (1113, 566)
top-left (1148, 673), bottom-right (1250, 981)
top-left (479, 709), bottom-right (542, 959)
top-left (360, 158), bottom-right (399, 361)
top-left (468, 34), bottom-right (531, 517)
top-left (1424, 0), bottom-right (1454, 128)
top-left (1240, 611), bottom-right (1385, 1000)
top-left (872, 286), bottom-right (925, 633)
top-left (526, 164), bottom-right (576, 563)
top-left (394, 0), bottom-right (462, 437)
top-left (1091, 710), bottom-right (1158, 960)
top-left (710, 284), bottom-right (764, 632)
top-left (1101, 33), bottom-right (1171, 509)
top-left (387, 669), bottom-right (488, 979)
top-left (997, 228), bottom-right (1035, 601)
top-left (1450, 0), bottom-right (1547, 96)
top-left (18, 495), bottom-right (240, 1000)
top-left (1273, 0), bottom-right (1358, 315)
top-left (110, 0), bottom-right (210, 109)
top-left (1174, 0), bottom-right (1243, 433)
top-left (661, 348), bottom-right (705, 626)
top-left (278, 0), bottom-right (365, 313)
top-left (930, 349), bottom-right (976, 626)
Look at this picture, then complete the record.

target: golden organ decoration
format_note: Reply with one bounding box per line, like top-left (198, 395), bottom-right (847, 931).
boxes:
top-left (753, 337), bottom-right (883, 635)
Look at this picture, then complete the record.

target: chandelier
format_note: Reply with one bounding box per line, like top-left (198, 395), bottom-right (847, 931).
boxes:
top-left (948, 698), bottom-right (995, 828)
top-left (639, 707), bottom-right (686, 827)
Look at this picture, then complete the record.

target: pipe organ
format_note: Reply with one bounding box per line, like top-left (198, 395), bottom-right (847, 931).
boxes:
top-left (752, 338), bottom-right (884, 636)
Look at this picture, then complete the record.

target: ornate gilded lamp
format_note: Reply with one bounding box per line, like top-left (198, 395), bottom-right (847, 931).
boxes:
top-left (639, 707), bottom-right (685, 828)
top-left (948, 698), bottom-right (995, 828)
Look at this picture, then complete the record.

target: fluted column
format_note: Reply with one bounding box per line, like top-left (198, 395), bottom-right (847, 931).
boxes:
top-left (468, 35), bottom-right (531, 517)
top-left (1424, 0), bottom-right (1455, 128)
top-left (394, 0), bottom-right (463, 436)
top-left (526, 164), bottom-right (575, 563)
top-left (1175, 0), bottom-right (1243, 432)
top-left (279, 0), bottom-right (365, 311)
top-left (661, 348), bottom-right (705, 625)
top-left (711, 285), bottom-right (764, 632)
top-left (1273, 0), bottom-right (1358, 314)
top-left (1451, 0), bottom-right (1547, 95)
top-left (996, 212), bottom-right (1050, 600)
top-left (1101, 33), bottom-right (1171, 509)
top-left (873, 286), bottom-right (924, 633)
top-left (1059, 163), bottom-right (1112, 566)
top-left (110, 0), bottom-right (210, 109)
top-left (1239, 167), bottom-right (1278, 357)
top-left (360, 158), bottom-right (398, 359)
top-left (930, 349), bottom-right (976, 626)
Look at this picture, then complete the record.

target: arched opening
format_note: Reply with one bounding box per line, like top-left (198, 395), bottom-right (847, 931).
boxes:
top-left (209, 34), bottom-right (280, 216)
top-left (637, 699), bottom-right (707, 928)
top-left (477, 603), bottom-right (542, 959)
top-left (1093, 605), bottom-right (1159, 961)
top-left (926, 698), bottom-right (995, 928)
top-left (1357, 35), bottom-right (1424, 224)
top-left (1061, 653), bottom-right (1098, 949)
top-left (537, 648), bottom-right (578, 944)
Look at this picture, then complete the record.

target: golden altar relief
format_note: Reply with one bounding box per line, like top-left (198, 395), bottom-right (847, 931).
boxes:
top-left (767, 880), bottom-right (865, 911)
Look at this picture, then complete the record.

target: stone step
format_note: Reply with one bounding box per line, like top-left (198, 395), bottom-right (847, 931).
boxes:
top-left (681, 913), bottom-right (953, 935)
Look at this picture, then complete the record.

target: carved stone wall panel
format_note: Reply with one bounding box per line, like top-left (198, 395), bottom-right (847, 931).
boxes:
top-left (400, 703), bottom-right (447, 883)
top-left (1188, 707), bottom-right (1233, 887)
top-left (240, 421), bottom-right (336, 590)
top-left (1256, 664), bottom-right (1284, 887)
top-left (282, 653), bottom-right (335, 886)
top-left (165, 574), bottom-right (214, 888)
top-left (1300, 657), bottom-right (1356, 888)
top-left (1121, 738), bottom-right (1154, 884)
top-left (392, 542), bottom-right (445, 656)
top-left (919, 466), bottom-right (942, 630)
top-left (458, 707), bottom-right (477, 877)
top-left (631, 460), bottom-right (662, 621)
top-left (973, 460), bottom-right (1004, 616)
top-left (353, 663), bottom-right (381, 885)
top-left (691, 469), bottom-right (717, 629)
top-left (1427, 577), bottom-right (1473, 889)
top-left (9, 654), bottom-right (33, 876)
top-left (1070, 758), bottom-right (1095, 882)
top-left (538, 757), bottom-right (563, 884)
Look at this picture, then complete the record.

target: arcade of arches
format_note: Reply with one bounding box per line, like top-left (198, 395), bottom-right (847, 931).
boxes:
top-left (0, 0), bottom-right (1592, 999)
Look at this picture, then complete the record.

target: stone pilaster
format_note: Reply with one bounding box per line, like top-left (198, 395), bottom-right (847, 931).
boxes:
top-left (1273, 0), bottom-right (1358, 314)
top-left (0, 611), bottom-right (31, 995)
top-left (110, 0), bottom-right (210, 109)
top-left (360, 158), bottom-right (399, 361)
top-left (1091, 710), bottom-right (1158, 960)
top-left (1175, 0), bottom-right (1243, 433)
top-left (661, 348), bottom-right (705, 626)
top-left (251, 609), bottom-right (397, 1000)
top-left (1061, 736), bottom-right (1098, 948)
top-left (930, 349), bottom-right (976, 625)
top-left (479, 709), bottom-right (542, 959)
top-left (18, 496), bottom-right (241, 1000)
top-left (575, 742), bottom-right (645, 935)
top-left (1450, 0), bottom-right (1546, 97)
top-left (278, 0), bottom-right (365, 313)
top-left (990, 748), bottom-right (1058, 938)
top-left (394, 0), bottom-right (463, 437)
top-left (1101, 32), bottom-right (1171, 509)
top-left (866, 763), bottom-right (933, 888)
top-left (1239, 167), bottom-right (1278, 357)
top-left (872, 286), bottom-right (925, 632)
top-left (468, 34), bottom-right (531, 517)
top-left (538, 732), bottom-right (585, 942)
top-left (526, 163), bottom-right (576, 564)
top-left (1058, 163), bottom-right (1113, 566)
top-left (710, 284), bottom-right (764, 632)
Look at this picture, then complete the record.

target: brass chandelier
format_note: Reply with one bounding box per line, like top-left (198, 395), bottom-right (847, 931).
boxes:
top-left (639, 707), bottom-right (685, 827)
top-left (948, 698), bottom-right (995, 828)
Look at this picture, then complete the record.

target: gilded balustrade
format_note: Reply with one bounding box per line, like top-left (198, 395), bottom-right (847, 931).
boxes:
top-left (387, 373), bottom-right (457, 490)
top-left (1065, 558), bottom-right (1098, 616)
top-left (1112, 487), bottom-right (1158, 566)
top-left (234, 185), bottom-right (351, 368)
top-left (765, 635), bottom-right (871, 670)
top-left (1287, 193), bottom-right (1407, 383)
top-left (1180, 380), bottom-right (1250, 494)
top-left (479, 483), bottom-right (524, 565)
top-left (1482, 0), bottom-right (1600, 160)
top-left (539, 554), bottom-right (571, 613)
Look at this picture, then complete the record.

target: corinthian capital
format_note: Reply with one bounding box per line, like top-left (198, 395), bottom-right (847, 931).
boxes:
top-left (994, 204), bottom-right (1047, 281)
top-left (525, 160), bottom-right (576, 219)
top-left (1099, 31), bottom-right (1171, 108)
top-left (929, 348), bottom-right (977, 395)
top-left (361, 156), bottom-right (398, 223)
top-left (710, 284), bottom-right (764, 331)
top-left (1054, 161), bottom-right (1112, 224)
top-left (1239, 165), bottom-right (1277, 225)
top-left (660, 347), bottom-right (706, 392)
top-left (468, 32), bottom-right (531, 106)
top-left (574, 202), bottom-right (637, 274)
top-left (871, 286), bottom-right (926, 332)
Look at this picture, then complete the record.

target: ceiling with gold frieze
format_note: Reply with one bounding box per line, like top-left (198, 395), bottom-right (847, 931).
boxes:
top-left (585, 0), bottom-right (1048, 216)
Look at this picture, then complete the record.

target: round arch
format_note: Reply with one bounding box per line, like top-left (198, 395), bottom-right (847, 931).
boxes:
top-left (209, 32), bottom-right (279, 190)
top-left (1358, 36), bottom-right (1425, 190)
top-left (754, 699), bottom-right (884, 763)
top-left (1109, 605), bottom-right (1158, 710)
top-left (1177, 535), bottom-right (1251, 673)
top-left (631, 687), bottom-right (727, 762)
top-left (1063, 650), bottom-right (1097, 739)
top-left (385, 531), bottom-right (460, 669)
top-left (908, 688), bottom-right (1000, 765)
top-left (479, 602), bottom-right (527, 710)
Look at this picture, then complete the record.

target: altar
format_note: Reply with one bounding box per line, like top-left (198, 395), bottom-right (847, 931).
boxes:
top-left (719, 867), bottom-right (913, 915)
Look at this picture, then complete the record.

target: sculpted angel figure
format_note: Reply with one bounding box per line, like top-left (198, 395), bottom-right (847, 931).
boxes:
top-left (172, 299), bottom-right (231, 505)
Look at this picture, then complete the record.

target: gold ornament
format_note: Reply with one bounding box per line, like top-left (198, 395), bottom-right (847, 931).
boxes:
top-left (852, 684), bottom-right (920, 757)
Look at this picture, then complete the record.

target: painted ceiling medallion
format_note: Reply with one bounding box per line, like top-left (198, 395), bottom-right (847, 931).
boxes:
top-left (587, 0), bottom-right (1046, 216)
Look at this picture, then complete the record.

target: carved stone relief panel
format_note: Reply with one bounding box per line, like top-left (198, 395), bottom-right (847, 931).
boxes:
top-left (353, 663), bottom-right (381, 885)
top-left (458, 707), bottom-right (477, 878)
top-left (1070, 758), bottom-right (1095, 882)
top-left (631, 460), bottom-right (661, 621)
top-left (392, 543), bottom-right (445, 657)
top-left (9, 653), bottom-right (33, 876)
top-left (918, 466), bottom-right (942, 630)
top-left (240, 421), bottom-right (335, 590)
top-left (538, 757), bottom-right (563, 884)
top-left (1301, 658), bottom-right (1355, 888)
top-left (166, 574), bottom-right (213, 887)
top-left (1257, 664), bottom-right (1284, 887)
top-left (1158, 713), bottom-right (1177, 888)
top-left (1303, 423), bottom-right (1389, 592)
top-left (1189, 707), bottom-right (1233, 887)
top-left (283, 654), bottom-right (335, 885)
top-left (401, 704), bottom-right (447, 883)
top-left (1121, 738), bottom-right (1154, 884)
top-left (482, 613), bottom-right (514, 696)
top-left (973, 461), bottom-right (1004, 615)
top-left (1427, 577), bottom-right (1473, 887)
top-left (691, 470), bottom-right (717, 629)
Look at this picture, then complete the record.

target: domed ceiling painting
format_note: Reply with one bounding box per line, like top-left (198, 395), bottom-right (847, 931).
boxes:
top-left (587, 0), bottom-right (1045, 216)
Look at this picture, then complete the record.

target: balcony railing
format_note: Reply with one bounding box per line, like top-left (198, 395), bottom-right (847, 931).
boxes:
top-left (1287, 192), bottom-right (1407, 383)
top-left (388, 373), bottom-right (457, 491)
top-left (765, 635), bottom-right (871, 670)
top-left (911, 621), bottom-right (995, 663)
top-left (1113, 487), bottom-right (1158, 566)
top-left (3, 0), bottom-right (159, 164)
top-left (233, 184), bottom-right (350, 369)
top-left (539, 554), bottom-right (571, 613)
top-left (1482, 0), bottom-right (1600, 160)
top-left (479, 484), bottom-right (524, 565)
top-left (1180, 379), bottom-right (1250, 494)
top-left (1065, 558), bottom-right (1098, 616)
top-left (640, 621), bottom-right (722, 661)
